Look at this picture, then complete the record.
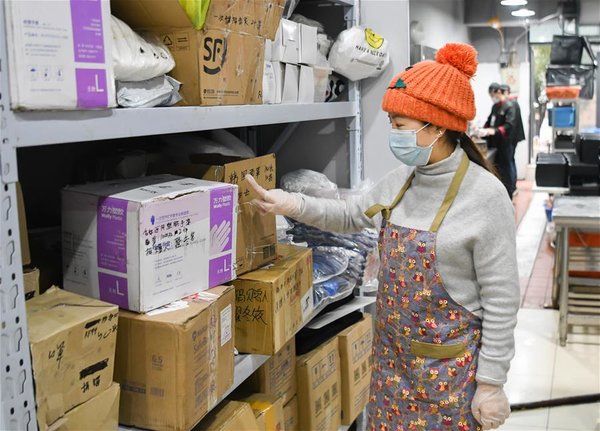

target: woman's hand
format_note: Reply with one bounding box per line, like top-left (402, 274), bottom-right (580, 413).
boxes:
top-left (246, 175), bottom-right (302, 218)
top-left (472, 383), bottom-right (511, 430)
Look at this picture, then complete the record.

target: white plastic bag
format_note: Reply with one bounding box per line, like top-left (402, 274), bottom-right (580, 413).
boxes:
top-left (112, 15), bottom-right (175, 82)
top-left (281, 169), bottom-right (339, 198)
top-left (328, 26), bottom-right (390, 81)
top-left (116, 75), bottom-right (182, 108)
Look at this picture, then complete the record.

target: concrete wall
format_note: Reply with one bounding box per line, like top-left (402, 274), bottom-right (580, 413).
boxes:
top-left (409, 0), bottom-right (470, 48)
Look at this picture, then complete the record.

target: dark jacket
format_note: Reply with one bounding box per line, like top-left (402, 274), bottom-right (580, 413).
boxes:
top-left (484, 100), bottom-right (524, 149)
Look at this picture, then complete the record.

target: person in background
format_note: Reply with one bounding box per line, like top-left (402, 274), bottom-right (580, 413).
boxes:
top-left (500, 84), bottom-right (526, 196)
top-left (479, 84), bottom-right (523, 198)
top-left (247, 43), bottom-right (519, 431)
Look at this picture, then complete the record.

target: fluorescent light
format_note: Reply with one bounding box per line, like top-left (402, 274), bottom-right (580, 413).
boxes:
top-left (501, 0), bottom-right (527, 6)
top-left (512, 7), bottom-right (535, 17)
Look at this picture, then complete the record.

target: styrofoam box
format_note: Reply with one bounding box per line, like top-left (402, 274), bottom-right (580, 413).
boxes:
top-left (62, 175), bottom-right (238, 312)
top-left (6, 0), bottom-right (116, 110)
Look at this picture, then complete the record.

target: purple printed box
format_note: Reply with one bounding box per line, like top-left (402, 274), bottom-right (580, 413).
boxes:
top-left (62, 175), bottom-right (237, 312)
top-left (6, 0), bottom-right (116, 110)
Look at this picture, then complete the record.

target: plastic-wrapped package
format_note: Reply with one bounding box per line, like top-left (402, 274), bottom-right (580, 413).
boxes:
top-left (312, 246), bottom-right (350, 284)
top-left (112, 16), bottom-right (175, 82)
top-left (313, 275), bottom-right (356, 311)
top-left (286, 222), bottom-right (380, 291)
top-left (328, 26), bottom-right (390, 81)
top-left (281, 169), bottom-right (339, 198)
top-left (116, 75), bottom-right (182, 108)
top-left (160, 130), bottom-right (255, 163)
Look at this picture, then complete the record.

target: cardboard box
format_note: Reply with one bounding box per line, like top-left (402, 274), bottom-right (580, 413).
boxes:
top-left (233, 244), bottom-right (313, 355)
top-left (296, 337), bottom-right (341, 431)
top-left (338, 314), bottom-right (373, 426)
top-left (23, 266), bottom-right (40, 300)
top-left (17, 182), bottom-right (31, 265)
top-left (152, 154), bottom-right (277, 276)
top-left (5, 0), bottom-right (115, 110)
top-left (298, 65), bottom-right (315, 104)
top-left (298, 24), bottom-right (318, 66)
top-left (111, 0), bottom-right (285, 106)
top-left (62, 175), bottom-right (238, 312)
top-left (26, 287), bottom-right (118, 431)
top-left (272, 20), bottom-right (299, 64)
top-left (115, 285), bottom-right (235, 431)
top-left (246, 337), bottom-right (296, 405)
top-left (283, 396), bottom-right (298, 431)
top-left (196, 400), bottom-right (260, 431)
top-left (244, 394), bottom-right (285, 431)
top-left (47, 382), bottom-right (120, 431)
top-left (282, 64), bottom-right (299, 104)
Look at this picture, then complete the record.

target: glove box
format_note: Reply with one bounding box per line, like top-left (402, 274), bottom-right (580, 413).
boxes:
top-left (536, 153), bottom-right (568, 187)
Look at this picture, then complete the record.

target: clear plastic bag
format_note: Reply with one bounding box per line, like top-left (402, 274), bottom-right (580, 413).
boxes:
top-left (312, 246), bottom-right (349, 284)
top-left (313, 275), bottom-right (356, 310)
top-left (116, 75), bottom-right (182, 108)
top-left (281, 169), bottom-right (339, 198)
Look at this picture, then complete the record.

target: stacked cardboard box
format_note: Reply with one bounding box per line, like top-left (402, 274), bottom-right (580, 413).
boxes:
top-left (195, 400), bottom-right (260, 431)
top-left (151, 154), bottom-right (277, 276)
top-left (296, 336), bottom-right (342, 431)
top-left (62, 175), bottom-right (238, 313)
top-left (115, 285), bottom-right (235, 431)
top-left (338, 314), bottom-right (373, 426)
top-left (248, 337), bottom-right (297, 404)
top-left (111, 0), bottom-right (285, 106)
top-left (243, 394), bottom-right (285, 431)
top-left (283, 395), bottom-right (299, 431)
top-left (233, 244), bottom-right (313, 355)
top-left (26, 287), bottom-right (119, 431)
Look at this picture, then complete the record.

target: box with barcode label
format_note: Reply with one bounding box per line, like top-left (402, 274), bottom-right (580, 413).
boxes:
top-left (233, 244), bottom-right (313, 355)
top-left (62, 174), bottom-right (237, 312)
top-left (338, 314), bottom-right (373, 426)
top-left (296, 337), bottom-right (341, 431)
top-left (115, 285), bottom-right (235, 431)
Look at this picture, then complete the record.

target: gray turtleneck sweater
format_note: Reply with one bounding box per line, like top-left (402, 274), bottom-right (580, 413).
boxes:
top-left (296, 146), bottom-right (519, 385)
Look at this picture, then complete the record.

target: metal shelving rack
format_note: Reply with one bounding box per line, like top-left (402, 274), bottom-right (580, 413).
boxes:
top-left (0, 0), bottom-right (363, 430)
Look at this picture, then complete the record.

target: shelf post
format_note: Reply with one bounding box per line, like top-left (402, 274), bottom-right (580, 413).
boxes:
top-left (0, 1), bottom-right (38, 429)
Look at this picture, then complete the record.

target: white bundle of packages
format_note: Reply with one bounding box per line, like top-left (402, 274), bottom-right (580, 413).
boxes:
top-left (112, 15), bottom-right (175, 82)
top-left (328, 26), bottom-right (390, 81)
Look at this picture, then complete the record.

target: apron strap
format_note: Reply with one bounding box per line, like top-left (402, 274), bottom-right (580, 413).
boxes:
top-left (429, 153), bottom-right (470, 232)
top-left (365, 172), bottom-right (415, 220)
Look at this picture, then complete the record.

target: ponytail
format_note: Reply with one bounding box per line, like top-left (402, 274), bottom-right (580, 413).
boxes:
top-left (446, 131), bottom-right (498, 178)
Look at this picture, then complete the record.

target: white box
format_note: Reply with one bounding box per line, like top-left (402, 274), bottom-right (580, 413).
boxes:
top-left (273, 62), bottom-right (284, 104)
top-left (62, 175), bottom-right (238, 312)
top-left (272, 20), bottom-right (299, 64)
top-left (6, 0), bottom-right (116, 110)
top-left (282, 64), bottom-right (299, 104)
top-left (263, 62), bottom-right (277, 104)
top-left (299, 24), bottom-right (318, 66)
top-left (265, 39), bottom-right (274, 62)
top-left (298, 66), bottom-right (315, 104)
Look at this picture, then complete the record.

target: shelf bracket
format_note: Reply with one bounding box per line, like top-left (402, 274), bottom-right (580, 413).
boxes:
top-left (268, 122), bottom-right (300, 154)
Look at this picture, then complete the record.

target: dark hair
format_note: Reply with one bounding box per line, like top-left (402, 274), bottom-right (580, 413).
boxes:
top-left (446, 131), bottom-right (498, 177)
top-left (499, 84), bottom-right (511, 94)
top-left (488, 82), bottom-right (501, 93)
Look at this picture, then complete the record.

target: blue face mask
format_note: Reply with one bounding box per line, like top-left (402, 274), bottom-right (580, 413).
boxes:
top-left (389, 123), bottom-right (442, 166)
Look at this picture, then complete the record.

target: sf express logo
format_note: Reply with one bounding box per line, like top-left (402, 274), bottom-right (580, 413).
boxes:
top-left (203, 37), bottom-right (228, 75)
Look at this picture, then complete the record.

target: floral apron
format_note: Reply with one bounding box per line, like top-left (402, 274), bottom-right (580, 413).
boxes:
top-left (365, 154), bottom-right (483, 431)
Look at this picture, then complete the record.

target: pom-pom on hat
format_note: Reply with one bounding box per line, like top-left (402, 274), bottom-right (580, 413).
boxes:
top-left (382, 43), bottom-right (478, 132)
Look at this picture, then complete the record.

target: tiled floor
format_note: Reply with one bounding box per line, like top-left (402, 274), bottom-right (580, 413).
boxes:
top-left (500, 186), bottom-right (600, 431)
top-left (499, 309), bottom-right (600, 431)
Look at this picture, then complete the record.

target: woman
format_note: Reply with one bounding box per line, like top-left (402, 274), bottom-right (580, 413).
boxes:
top-left (247, 43), bottom-right (519, 431)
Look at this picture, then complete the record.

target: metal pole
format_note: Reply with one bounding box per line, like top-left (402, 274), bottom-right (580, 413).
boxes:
top-left (559, 226), bottom-right (570, 346)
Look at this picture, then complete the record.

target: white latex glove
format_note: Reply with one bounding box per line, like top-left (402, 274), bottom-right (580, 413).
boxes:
top-left (245, 175), bottom-right (302, 218)
top-left (472, 383), bottom-right (511, 430)
top-left (209, 220), bottom-right (231, 254)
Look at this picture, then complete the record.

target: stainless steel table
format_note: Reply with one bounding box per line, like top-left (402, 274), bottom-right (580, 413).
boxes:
top-left (553, 196), bottom-right (600, 346)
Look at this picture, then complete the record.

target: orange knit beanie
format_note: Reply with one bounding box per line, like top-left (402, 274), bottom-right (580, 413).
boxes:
top-left (382, 43), bottom-right (478, 132)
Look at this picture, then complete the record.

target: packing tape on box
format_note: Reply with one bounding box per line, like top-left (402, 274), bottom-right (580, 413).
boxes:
top-left (208, 302), bottom-right (218, 409)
